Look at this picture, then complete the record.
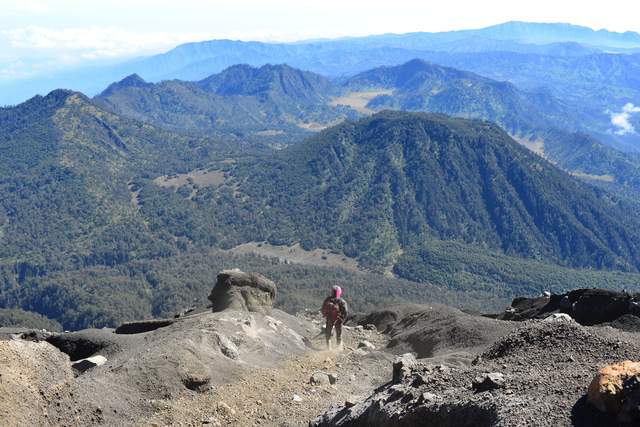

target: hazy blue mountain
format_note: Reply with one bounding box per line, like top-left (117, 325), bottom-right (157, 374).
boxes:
top-left (345, 21), bottom-right (640, 50)
top-left (342, 59), bottom-right (579, 135)
top-left (474, 21), bottom-right (640, 49)
top-left (4, 21), bottom-right (638, 106)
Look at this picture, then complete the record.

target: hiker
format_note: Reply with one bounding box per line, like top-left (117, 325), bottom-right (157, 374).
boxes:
top-left (321, 285), bottom-right (348, 349)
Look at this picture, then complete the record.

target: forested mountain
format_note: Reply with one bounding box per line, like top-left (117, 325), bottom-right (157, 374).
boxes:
top-left (339, 59), bottom-right (640, 188)
top-left (143, 111), bottom-right (640, 272)
top-left (342, 59), bottom-right (578, 136)
top-left (0, 89), bottom-right (243, 271)
top-left (3, 98), bottom-right (640, 329)
top-left (95, 59), bottom-right (640, 193)
top-left (95, 64), bottom-right (350, 144)
top-left (539, 130), bottom-right (640, 199)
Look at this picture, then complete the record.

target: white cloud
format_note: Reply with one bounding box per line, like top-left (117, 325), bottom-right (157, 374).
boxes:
top-left (610, 103), bottom-right (640, 135)
top-left (5, 0), bottom-right (50, 14)
top-left (1, 26), bottom-right (218, 59)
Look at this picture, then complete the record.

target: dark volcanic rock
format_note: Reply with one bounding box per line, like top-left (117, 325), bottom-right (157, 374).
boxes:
top-left (600, 315), bottom-right (640, 333)
top-left (208, 270), bottom-right (277, 314)
top-left (115, 318), bottom-right (175, 334)
top-left (47, 332), bottom-right (112, 361)
top-left (495, 288), bottom-right (640, 327)
top-left (312, 321), bottom-right (640, 427)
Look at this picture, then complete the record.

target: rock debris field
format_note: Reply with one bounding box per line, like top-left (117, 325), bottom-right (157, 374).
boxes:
top-left (1, 272), bottom-right (640, 426)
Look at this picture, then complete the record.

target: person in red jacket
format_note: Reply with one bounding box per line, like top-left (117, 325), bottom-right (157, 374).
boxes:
top-left (321, 285), bottom-right (348, 349)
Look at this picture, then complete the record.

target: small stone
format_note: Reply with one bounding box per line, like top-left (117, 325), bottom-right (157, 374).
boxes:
top-left (216, 401), bottom-right (236, 416)
top-left (72, 355), bottom-right (107, 373)
top-left (201, 415), bottom-right (220, 425)
top-left (411, 374), bottom-right (428, 387)
top-left (310, 372), bottom-right (331, 385)
top-left (328, 373), bottom-right (338, 384)
top-left (364, 324), bottom-right (377, 331)
top-left (418, 392), bottom-right (438, 403)
top-left (358, 341), bottom-right (376, 351)
top-left (472, 372), bottom-right (505, 392)
top-left (435, 364), bottom-right (450, 374)
top-left (256, 400), bottom-right (263, 406)
top-left (544, 313), bottom-right (574, 323)
top-left (293, 394), bottom-right (302, 402)
top-left (214, 332), bottom-right (239, 360)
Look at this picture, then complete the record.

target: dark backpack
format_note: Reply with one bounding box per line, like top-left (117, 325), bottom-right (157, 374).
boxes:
top-left (325, 298), bottom-right (342, 321)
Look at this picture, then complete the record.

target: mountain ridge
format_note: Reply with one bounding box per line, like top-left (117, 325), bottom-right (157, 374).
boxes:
top-left (95, 63), bottom-right (349, 143)
top-left (5, 21), bottom-right (640, 106)
top-left (172, 111), bottom-right (640, 272)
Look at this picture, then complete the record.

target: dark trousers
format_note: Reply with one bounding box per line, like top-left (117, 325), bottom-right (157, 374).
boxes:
top-left (325, 317), bottom-right (343, 346)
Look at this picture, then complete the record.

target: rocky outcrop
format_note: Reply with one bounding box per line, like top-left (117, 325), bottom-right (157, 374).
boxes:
top-left (588, 361), bottom-right (640, 423)
top-left (313, 321), bottom-right (640, 427)
top-left (392, 353), bottom-right (417, 383)
top-left (495, 288), bottom-right (640, 326)
top-left (208, 270), bottom-right (277, 314)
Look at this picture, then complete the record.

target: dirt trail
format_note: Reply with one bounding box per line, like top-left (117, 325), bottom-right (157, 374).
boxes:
top-left (140, 326), bottom-right (393, 427)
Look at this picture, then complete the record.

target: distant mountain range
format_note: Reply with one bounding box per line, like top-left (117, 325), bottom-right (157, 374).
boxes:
top-left (91, 60), bottom-right (640, 198)
top-left (95, 64), bottom-right (351, 144)
top-left (342, 59), bottom-right (578, 134)
top-left (96, 59), bottom-right (585, 140)
top-left (3, 21), bottom-right (639, 152)
top-left (2, 21), bottom-right (639, 107)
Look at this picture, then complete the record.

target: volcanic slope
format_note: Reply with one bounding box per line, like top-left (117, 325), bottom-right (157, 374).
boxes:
top-left (188, 111), bottom-right (640, 273)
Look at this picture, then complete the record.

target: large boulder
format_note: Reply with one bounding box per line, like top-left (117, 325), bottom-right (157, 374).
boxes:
top-left (588, 360), bottom-right (640, 422)
top-left (494, 289), bottom-right (640, 326)
top-left (208, 270), bottom-right (277, 314)
top-left (572, 289), bottom-right (636, 325)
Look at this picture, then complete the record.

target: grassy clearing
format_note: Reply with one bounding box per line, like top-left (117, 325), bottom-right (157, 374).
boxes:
top-left (329, 89), bottom-right (394, 114)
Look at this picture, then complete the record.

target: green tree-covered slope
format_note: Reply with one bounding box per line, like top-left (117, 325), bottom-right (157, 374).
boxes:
top-left (95, 64), bottom-right (353, 144)
top-left (163, 111), bottom-right (640, 271)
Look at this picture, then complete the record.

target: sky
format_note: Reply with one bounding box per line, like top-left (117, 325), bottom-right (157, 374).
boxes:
top-left (1, 0), bottom-right (639, 82)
